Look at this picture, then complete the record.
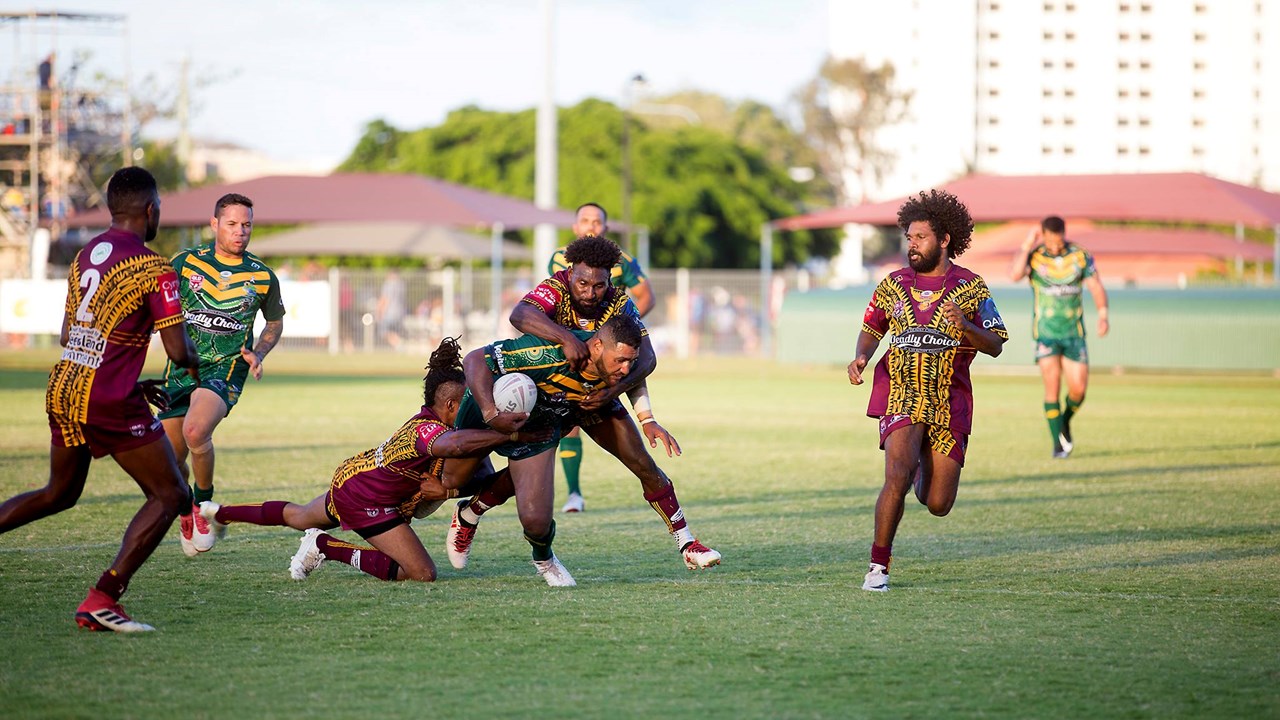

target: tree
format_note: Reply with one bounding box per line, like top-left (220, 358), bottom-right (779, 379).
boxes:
top-left (339, 99), bottom-right (838, 269)
top-left (795, 56), bottom-right (912, 203)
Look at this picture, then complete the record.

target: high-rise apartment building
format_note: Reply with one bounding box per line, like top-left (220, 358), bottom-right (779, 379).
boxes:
top-left (829, 0), bottom-right (1280, 200)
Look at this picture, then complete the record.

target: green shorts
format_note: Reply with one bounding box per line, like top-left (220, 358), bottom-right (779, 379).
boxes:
top-left (1034, 336), bottom-right (1088, 364)
top-left (157, 361), bottom-right (248, 420)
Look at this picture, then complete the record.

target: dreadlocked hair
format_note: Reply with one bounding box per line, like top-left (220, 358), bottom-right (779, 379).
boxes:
top-left (897, 189), bottom-right (975, 258)
top-left (563, 234), bottom-right (622, 270)
top-left (423, 336), bottom-right (466, 405)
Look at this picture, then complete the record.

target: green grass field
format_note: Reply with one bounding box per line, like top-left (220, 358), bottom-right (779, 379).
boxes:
top-left (1, 351), bottom-right (1277, 719)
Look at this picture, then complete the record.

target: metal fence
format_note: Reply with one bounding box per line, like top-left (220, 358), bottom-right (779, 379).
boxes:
top-left (276, 266), bottom-right (793, 358)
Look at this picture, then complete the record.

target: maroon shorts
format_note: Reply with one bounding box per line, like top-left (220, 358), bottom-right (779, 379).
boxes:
top-left (325, 480), bottom-right (409, 535)
top-left (48, 393), bottom-right (164, 459)
top-left (878, 414), bottom-right (968, 467)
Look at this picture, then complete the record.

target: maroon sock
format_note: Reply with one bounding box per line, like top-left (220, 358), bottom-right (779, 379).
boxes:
top-left (643, 483), bottom-right (688, 533)
top-left (95, 569), bottom-right (127, 601)
top-left (871, 544), bottom-right (892, 569)
top-left (316, 533), bottom-right (398, 581)
top-left (470, 480), bottom-right (513, 517)
top-left (215, 501), bottom-right (288, 526)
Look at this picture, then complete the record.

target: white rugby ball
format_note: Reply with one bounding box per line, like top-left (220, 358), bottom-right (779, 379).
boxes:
top-left (492, 372), bottom-right (537, 414)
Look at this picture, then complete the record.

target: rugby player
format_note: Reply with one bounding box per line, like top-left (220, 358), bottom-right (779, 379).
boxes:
top-left (0, 167), bottom-right (201, 632)
top-left (1009, 216), bottom-right (1109, 458)
top-left (160, 193), bottom-right (285, 556)
top-left (848, 189), bottom-right (1008, 592)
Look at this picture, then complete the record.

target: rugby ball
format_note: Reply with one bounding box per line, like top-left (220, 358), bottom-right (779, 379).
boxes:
top-left (492, 372), bottom-right (537, 414)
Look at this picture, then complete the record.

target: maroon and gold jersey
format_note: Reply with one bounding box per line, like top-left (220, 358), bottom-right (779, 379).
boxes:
top-left (327, 406), bottom-right (450, 509)
top-left (520, 269), bottom-right (646, 335)
top-left (46, 227), bottom-right (183, 423)
top-left (862, 264), bottom-right (1007, 435)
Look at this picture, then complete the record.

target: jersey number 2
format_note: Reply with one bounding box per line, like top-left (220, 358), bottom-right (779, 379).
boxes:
top-left (75, 269), bottom-right (101, 322)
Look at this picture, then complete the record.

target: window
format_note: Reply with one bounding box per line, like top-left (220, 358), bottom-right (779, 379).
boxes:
top-left (1043, 116), bottom-right (1055, 126)
top-left (1118, 89), bottom-right (1131, 98)
top-left (1042, 146), bottom-right (1053, 155)
top-left (1194, 3), bottom-right (1206, 12)
top-left (1118, 117), bottom-right (1130, 126)
top-left (1139, 60), bottom-right (1151, 70)
top-left (989, 1), bottom-right (1001, 9)
top-left (989, 59), bottom-right (1001, 68)
top-left (1043, 88), bottom-right (1054, 98)
top-left (1192, 147), bottom-right (1205, 157)
top-left (986, 146), bottom-right (1000, 155)
top-left (1193, 60), bottom-right (1206, 70)
top-left (1063, 117), bottom-right (1076, 126)
top-left (1064, 60), bottom-right (1076, 69)
top-left (1119, 59), bottom-right (1131, 69)
top-left (987, 116), bottom-right (1000, 125)
top-left (1138, 117), bottom-right (1151, 127)
top-left (1044, 31), bottom-right (1055, 40)
top-left (1119, 31), bottom-right (1131, 41)
top-left (1064, 88), bottom-right (1076, 98)
top-left (1194, 32), bottom-right (1206, 42)
top-left (1043, 2), bottom-right (1054, 9)
top-left (1119, 3), bottom-right (1131, 11)
top-left (1140, 3), bottom-right (1151, 10)
top-left (1139, 88), bottom-right (1151, 98)
top-left (1192, 117), bottom-right (1205, 128)
top-left (1065, 2), bottom-right (1076, 9)
top-left (989, 87), bottom-right (1001, 97)
top-left (1063, 146), bottom-right (1075, 155)
top-left (1118, 146), bottom-right (1130, 155)
top-left (989, 30), bottom-right (1001, 39)
top-left (1192, 88), bottom-right (1205, 99)
top-left (1065, 31), bottom-right (1076, 40)
top-left (1044, 59), bottom-right (1055, 69)
top-left (1139, 146), bottom-right (1150, 155)
top-left (1140, 32), bottom-right (1151, 41)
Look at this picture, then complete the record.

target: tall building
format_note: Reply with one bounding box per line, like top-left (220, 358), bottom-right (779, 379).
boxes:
top-left (829, 0), bottom-right (1280, 200)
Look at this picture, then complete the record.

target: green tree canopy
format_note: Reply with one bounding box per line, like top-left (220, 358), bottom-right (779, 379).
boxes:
top-left (339, 99), bottom-right (836, 269)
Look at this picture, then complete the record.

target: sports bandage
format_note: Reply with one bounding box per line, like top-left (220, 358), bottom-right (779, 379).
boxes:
top-left (189, 439), bottom-right (214, 455)
top-left (629, 384), bottom-right (652, 420)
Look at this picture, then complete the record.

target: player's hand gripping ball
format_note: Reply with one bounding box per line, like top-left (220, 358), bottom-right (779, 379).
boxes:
top-left (492, 372), bottom-right (537, 414)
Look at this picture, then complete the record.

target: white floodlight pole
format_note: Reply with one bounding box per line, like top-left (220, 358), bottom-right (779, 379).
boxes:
top-left (532, 0), bottom-right (558, 274)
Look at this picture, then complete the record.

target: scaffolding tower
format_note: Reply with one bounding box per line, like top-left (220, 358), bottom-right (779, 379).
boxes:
top-left (0, 10), bottom-right (130, 279)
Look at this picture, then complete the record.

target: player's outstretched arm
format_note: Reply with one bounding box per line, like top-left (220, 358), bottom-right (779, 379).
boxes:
top-left (511, 302), bottom-right (589, 369)
top-left (431, 422), bottom-right (542, 458)
top-left (159, 322), bottom-right (200, 380)
top-left (243, 318), bottom-right (283, 381)
top-left (628, 277), bottom-right (656, 317)
top-left (848, 331), bottom-right (880, 385)
top-left (1084, 274), bottom-right (1110, 337)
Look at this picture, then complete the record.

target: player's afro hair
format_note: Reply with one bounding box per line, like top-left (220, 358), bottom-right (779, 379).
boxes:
top-left (897, 189), bottom-right (975, 258)
top-left (564, 234), bottom-right (622, 270)
top-left (423, 336), bottom-right (466, 406)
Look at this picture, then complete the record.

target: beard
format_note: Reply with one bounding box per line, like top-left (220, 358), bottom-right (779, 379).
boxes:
top-left (908, 244), bottom-right (943, 273)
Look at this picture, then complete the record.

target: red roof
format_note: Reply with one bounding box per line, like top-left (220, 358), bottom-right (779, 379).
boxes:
top-left (66, 173), bottom-right (574, 230)
top-left (777, 173), bottom-right (1280, 231)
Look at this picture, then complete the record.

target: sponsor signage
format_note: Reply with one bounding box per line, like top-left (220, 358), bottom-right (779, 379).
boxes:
top-left (889, 326), bottom-right (961, 354)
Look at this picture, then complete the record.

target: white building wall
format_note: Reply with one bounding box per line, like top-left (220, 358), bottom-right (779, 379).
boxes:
top-left (828, 0), bottom-right (1280, 198)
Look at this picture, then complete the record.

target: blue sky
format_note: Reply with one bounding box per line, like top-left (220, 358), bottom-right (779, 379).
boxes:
top-left (0, 1), bottom-right (830, 167)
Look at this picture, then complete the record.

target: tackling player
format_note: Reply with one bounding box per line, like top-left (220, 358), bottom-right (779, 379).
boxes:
top-left (548, 202), bottom-right (656, 512)
top-left (194, 338), bottom-right (545, 583)
top-left (441, 314), bottom-right (672, 586)
top-left (160, 193), bottom-right (285, 556)
top-left (443, 236), bottom-right (721, 578)
top-left (1009, 216), bottom-right (1109, 458)
top-left (0, 167), bottom-right (201, 632)
top-left (848, 189), bottom-right (1007, 592)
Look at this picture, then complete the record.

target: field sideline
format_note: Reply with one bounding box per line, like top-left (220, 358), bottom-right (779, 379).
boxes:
top-left (1, 351), bottom-right (1277, 719)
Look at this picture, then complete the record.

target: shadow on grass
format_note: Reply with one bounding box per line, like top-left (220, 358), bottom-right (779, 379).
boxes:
top-left (971, 461), bottom-right (1277, 486)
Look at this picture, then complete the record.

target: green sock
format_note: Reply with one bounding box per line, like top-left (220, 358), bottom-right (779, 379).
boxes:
top-left (558, 437), bottom-right (583, 496)
top-left (193, 484), bottom-right (215, 505)
top-left (1063, 396), bottom-right (1083, 427)
top-left (525, 520), bottom-right (557, 562)
top-left (1044, 402), bottom-right (1063, 449)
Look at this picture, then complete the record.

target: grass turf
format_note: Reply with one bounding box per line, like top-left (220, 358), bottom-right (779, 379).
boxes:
top-left (0, 353), bottom-right (1277, 718)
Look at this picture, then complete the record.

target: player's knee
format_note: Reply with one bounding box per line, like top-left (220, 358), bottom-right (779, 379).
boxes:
top-left (39, 483), bottom-right (82, 512)
top-left (185, 435), bottom-right (213, 456)
top-left (399, 562), bottom-right (437, 582)
top-left (927, 498), bottom-right (954, 517)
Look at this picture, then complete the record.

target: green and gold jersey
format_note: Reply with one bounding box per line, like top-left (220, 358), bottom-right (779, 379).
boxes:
top-left (168, 244), bottom-right (285, 366)
top-left (1026, 243), bottom-right (1096, 340)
